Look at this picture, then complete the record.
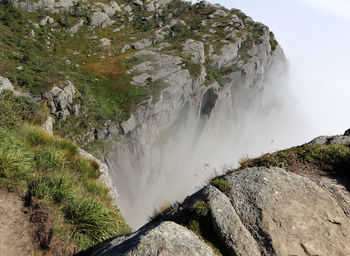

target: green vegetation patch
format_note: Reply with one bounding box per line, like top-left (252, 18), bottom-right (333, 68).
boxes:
top-left (0, 128), bottom-right (35, 189)
top-left (0, 90), bottom-right (46, 129)
top-left (269, 32), bottom-right (278, 51)
top-left (21, 125), bottom-right (131, 249)
top-left (211, 177), bottom-right (231, 194)
top-left (183, 59), bottom-right (202, 79)
top-left (0, 92), bottom-right (130, 250)
top-left (239, 143), bottom-right (350, 176)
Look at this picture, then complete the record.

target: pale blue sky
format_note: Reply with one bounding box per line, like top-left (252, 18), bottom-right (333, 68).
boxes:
top-left (193, 0), bottom-right (350, 137)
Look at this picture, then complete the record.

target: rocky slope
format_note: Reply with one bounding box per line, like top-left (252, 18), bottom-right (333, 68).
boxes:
top-left (0, 0), bottom-right (295, 229)
top-left (0, 0), bottom-right (313, 253)
top-left (94, 129), bottom-right (350, 255)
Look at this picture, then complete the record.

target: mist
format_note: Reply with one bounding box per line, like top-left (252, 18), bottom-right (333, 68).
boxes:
top-left (115, 47), bottom-right (310, 229)
top-left (201, 0), bottom-right (350, 137)
top-left (111, 0), bottom-right (350, 229)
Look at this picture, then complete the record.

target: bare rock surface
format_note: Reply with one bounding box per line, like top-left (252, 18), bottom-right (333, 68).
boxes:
top-left (309, 135), bottom-right (350, 145)
top-left (43, 81), bottom-right (79, 121)
top-left (204, 185), bottom-right (261, 256)
top-left (94, 221), bottom-right (216, 256)
top-left (183, 39), bottom-right (205, 64)
top-left (210, 43), bottom-right (239, 69)
top-left (226, 167), bottom-right (350, 256)
top-left (91, 12), bottom-right (114, 28)
top-left (95, 166), bottom-right (350, 256)
top-left (0, 76), bottom-right (14, 92)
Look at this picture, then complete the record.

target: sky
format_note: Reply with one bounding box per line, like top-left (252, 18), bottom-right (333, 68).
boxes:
top-left (193, 0), bottom-right (350, 138)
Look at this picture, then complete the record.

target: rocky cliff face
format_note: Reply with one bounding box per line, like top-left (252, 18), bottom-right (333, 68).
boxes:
top-left (102, 9), bottom-right (288, 228)
top-left (2, 0), bottom-right (299, 231)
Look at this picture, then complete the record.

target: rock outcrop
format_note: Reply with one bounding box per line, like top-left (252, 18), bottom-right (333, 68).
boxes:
top-left (100, 166), bottom-right (350, 255)
top-left (42, 81), bottom-right (80, 121)
top-left (94, 221), bottom-right (216, 256)
top-left (103, 12), bottom-right (287, 228)
top-left (309, 134), bottom-right (350, 145)
top-left (227, 168), bottom-right (350, 255)
top-left (0, 76), bottom-right (14, 92)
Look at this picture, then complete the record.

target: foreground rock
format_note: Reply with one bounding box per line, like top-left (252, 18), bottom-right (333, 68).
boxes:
top-left (97, 167), bottom-right (350, 255)
top-left (94, 221), bottom-right (216, 256)
top-left (227, 167), bottom-right (350, 255)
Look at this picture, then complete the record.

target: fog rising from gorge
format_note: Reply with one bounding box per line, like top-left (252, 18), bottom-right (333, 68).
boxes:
top-left (207, 0), bottom-right (350, 137)
top-left (111, 0), bottom-right (350, 229)
top-left (115, 50), bottom-right (310, 229)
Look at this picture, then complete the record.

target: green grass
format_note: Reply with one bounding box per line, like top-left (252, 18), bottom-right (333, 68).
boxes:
top-left (183, 59), bottom-right (202, 79)
top-left (210, 177), bottom-right (231, 194)
top-left (29, 175), bottom-right (74, 203)
top-left (65, 198), bottom-right (123, 242)
top-left (0, 90), bottom-right (130, 250)
top-left (0, 128), bottom-right (35, 189)
top-left (206, 64), bottom-right (243, 86)
top-left (0, 91), bottom-right (46, 129)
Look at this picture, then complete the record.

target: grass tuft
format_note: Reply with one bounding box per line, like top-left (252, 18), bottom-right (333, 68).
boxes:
top-left (29, 175), bottom-right (74, 204)
top-left (65, 198), bottom-right (122, 242)
top-left (35, 147), bottom-right (66, 171)
top-left (0, 128), bottom-right (34, 188)
top-left (211, 178), bottom-right (231, 194)
top-left (192, 200), bottom-right (209, 217)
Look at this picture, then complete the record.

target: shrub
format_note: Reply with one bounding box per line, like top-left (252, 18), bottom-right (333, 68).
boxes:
top-left (269, 32), bottom-right (278, 51)
top-left (188, 219), bottom-right (201, 235)
top-left (0, 91), bottom-right (46, 129)
top-left (183, 59), bottom-right (202, 79)
top-left (192, 200), bottom-right (209, 217)
top-left (211, 178), bottom-right (231, 194)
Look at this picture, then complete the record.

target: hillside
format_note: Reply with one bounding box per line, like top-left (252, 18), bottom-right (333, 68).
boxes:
top-left (0, 0), bottom-right (331, 255)
top-left (0, 0), bottom-right (288, 228)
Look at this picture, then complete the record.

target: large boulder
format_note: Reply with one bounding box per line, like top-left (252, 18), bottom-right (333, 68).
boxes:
top-left (309, 130), bottom-right (350, 145)
top-left (93, 167), bottom-right (350, 255)
top-left (94, 221), bottom-right (216, 256)
top-left (43, 81), bottom-right (79, 121)
top-left (183, 39), bottom-right (205, 64)
top-left (204, 185), bottom-right (261, 256)
top-left (210, 43), bottom-right (239, 69)
top-left (0, 76), bottom-right (14, 92)
top-left (226, 167), bottom-right (350, 255)
top-left (90, 12), bottom-right (114, 28)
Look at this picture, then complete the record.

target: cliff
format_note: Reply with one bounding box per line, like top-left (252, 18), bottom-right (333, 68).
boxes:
top-left (95, 129), bottom-right (350, 255)
top-left (0, 0), bottom-right (307, 254)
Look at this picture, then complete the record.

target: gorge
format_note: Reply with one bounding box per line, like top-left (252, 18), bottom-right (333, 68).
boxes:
top-left (0, 0), bottom-right (348, 255)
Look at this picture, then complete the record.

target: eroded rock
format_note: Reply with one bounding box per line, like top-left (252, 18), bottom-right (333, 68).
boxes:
top-left (183, 39), bottom-right (205, 64)
top-left (43, 81), bottom-right (79, 121)
top-left (91, 12), bottom-right (114, 28)
top-left (0, 76), bottom-right (14, 92)
top-left (93, 221), bottom-right (216, 256)
top-left (204, 186), bottom-right (261, 256)
top-left (226, 167), bottom-right (350, 255)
